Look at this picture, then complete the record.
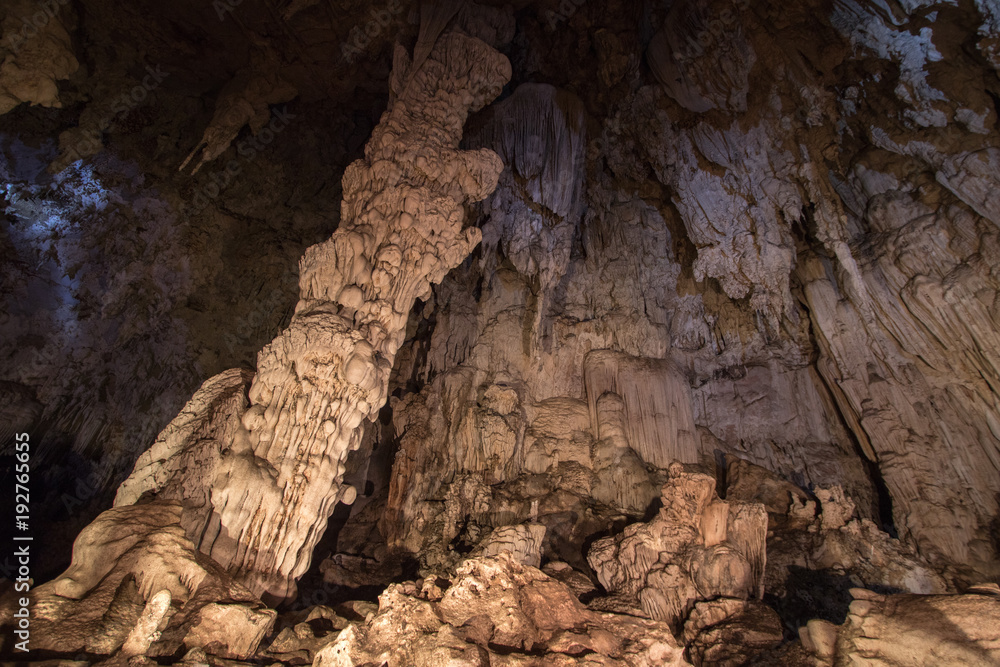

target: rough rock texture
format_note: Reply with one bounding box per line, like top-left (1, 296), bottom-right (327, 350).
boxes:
top-left (377, 370), bottom-right (672, 574)
top-left (0, 0), bottom-right (79, 114)
top-left (797, 585), bottom-right (1000, 666)
top-left (264, 604), bottom-right (356, 664)
top-left (312, 553), bottom-right (691, 666)
top-left (0, 29), bottom-right (375, 582)
top-left (473, 523), bottom-right (547, 568)
top-left (2, 6), bottom-right (513, 659)
top-left (584, 350), bottom-right (699, 467)
top-left (508, 0), bottom-right (1000, 585)
top-left (3, 0), bottom-right (1000, 664)
top-left (724, 457), bottom-right (950, 638)
top-left (1, 501), bottom-right (275, 658)
top-left (682, 599), bottom-right (783, 667)
top-left (727, 459), bottom-right (948, 596)
top-left (465, 82), bottom-right (586, 304)
top-left (587, 463), bottom-right (767, 630)
top-left (635, 0), bottom-right (1000, 581)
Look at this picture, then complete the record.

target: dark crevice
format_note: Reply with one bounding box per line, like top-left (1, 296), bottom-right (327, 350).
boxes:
top-left (863, 455), bottom-right (897, 538)
top-left (766, 567), bottom-right (904, 639)
top-left (791, 211), bottom-right (897, 536)
top-left (714, 449), bottom-right (728, 499)
top-left (801, 295), bottom-right (896, 535)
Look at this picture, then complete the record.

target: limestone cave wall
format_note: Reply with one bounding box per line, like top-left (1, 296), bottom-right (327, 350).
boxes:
top-left (1, 0), bottom-right (999, 664)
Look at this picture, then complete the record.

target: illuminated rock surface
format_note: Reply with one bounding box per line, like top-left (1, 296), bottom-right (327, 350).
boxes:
top-left (1, 0), bottom-right (1000, 664)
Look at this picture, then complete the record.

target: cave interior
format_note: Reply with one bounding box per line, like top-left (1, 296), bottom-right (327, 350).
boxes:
top-left (1, 0), bottom-right (1000, 664)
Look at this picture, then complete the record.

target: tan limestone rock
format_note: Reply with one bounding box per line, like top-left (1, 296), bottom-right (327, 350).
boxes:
top-left (588, 463), bottom-right (766, 630)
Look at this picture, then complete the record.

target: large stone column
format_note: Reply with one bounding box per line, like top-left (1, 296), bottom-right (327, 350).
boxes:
top-left (113, 17), bottom-right (512, 601)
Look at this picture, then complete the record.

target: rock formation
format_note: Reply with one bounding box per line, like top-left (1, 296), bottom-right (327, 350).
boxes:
top-left (795, 585), bottom-right (1000, 666)
top-left (584, 351), bottom-right (699, 467)
top-left (3, 2), bottom-right (512, 656)
top-left (21, 502), bottom-right (276, 658)
top-left (110, 7), bottom-right (512, 604)
top-left (588, 463), bottom-right (766, 631)
top-left (0, 0), bottom-right (79, 115)
top-left (2, 0), bottom-right (1000, 664)
top-left (178, 44), bottom-right (298, 175)
top-left (312, 553), bottom-right (692, 667)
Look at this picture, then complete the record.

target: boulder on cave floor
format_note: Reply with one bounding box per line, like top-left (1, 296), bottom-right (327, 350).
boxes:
top-left (797, 585), bottom-right (1000, 666)
top-left (312, 552), bottom-right (692, 666)
top-left (587, 462), bottom-right (768, 631)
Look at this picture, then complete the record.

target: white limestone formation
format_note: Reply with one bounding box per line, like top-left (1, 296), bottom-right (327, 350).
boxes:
top-left (5, 0), bottom-right (1000, 663)
top-left (113, 15), bottom-right (511, 602)
top-left (600, 0), bottom-right (1000, 580)
top-left (311, 553), bottom-right (692, 666)
top-left (473, 523), bottom-right (547, 568)
top-left (15, 501), bottom-right (276, 657)
top-left (13, 16), bottom-right (512, 662)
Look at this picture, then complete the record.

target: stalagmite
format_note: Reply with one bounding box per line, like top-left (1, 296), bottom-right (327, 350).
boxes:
top-left (7, 0), bottom-right (1000, 662)
top-left (120, 590), bottom-right (173, 657)
top-left (587, 463), bottom-right (767, 630)
top-left (20, 501), bottom-right (276, 657)
top-left (20, 4), bottom-right (512, 654)
top-left (116, 7), bottom-right (511, 602)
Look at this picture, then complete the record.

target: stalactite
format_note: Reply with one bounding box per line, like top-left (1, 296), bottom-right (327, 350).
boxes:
top-left (585, 350), bottom-right (699, 467)
top-left (179, 44), bottom-right (298, 175)
top-left (466, 82), bottom-right (587, 303)
top-left (646, 0), bottom-right (755, 114)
